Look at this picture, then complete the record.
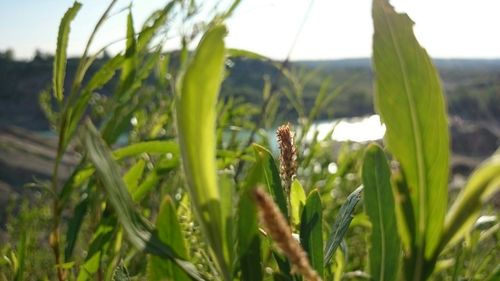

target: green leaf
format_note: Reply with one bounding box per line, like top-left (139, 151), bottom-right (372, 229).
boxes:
top-left (64, 192), bottom-right (90, 261)
top-left (219, 170), bottom-right (235, 273)
top-left (132, 170), bottom-right (160, 202)
top-left (112, 140), bottom-right (179, 160)
top-left (252, 144), bottom-right (288, 219)
top-left (227, 48), bottom-right (268, 61)
top-left (148, 196), bottom-right (190, 281)
top-left (176, 24), bottom-right (228, 278)
top-left (439, 152), bottom-right (500, 252)
top-left (237, 167), bottom-right (263, 281)
top-left (362, 144), bottom-right (400, 281)
top-left (324, 186), bottom-right (363, 265)
top-left (53, 1), bottom-right (82, 102)
top-left (290, 178), bottom-right (306, 227)
top-left (372, 0), bottom-right (449, 258)
top-left (102, 50), bottom-right (161, 144)
top-left (300, 190), bottom-right (324, 279)
top-left (77, 215), bottom-right (115, 281)
top-left (66, 54), bottom-right (125, 142)
top-left (82, 121), bottom-right (203, 281)
top-left (123, 159), bottom-right (146, 192)
top-left (391, 168), bottom-right (416, 255)
top-left (137, 1), bottom-right (176, 51)
top-left (116, 10), bottom-right (137, 98)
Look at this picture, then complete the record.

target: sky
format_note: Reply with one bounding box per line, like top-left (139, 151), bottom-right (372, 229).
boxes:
top-left (1, 0), bottom-right (500, 61)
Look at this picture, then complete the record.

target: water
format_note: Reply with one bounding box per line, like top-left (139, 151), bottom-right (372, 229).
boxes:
top-left (305, 114), bottom-right (385, 142)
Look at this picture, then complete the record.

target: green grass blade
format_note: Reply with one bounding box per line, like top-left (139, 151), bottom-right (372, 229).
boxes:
top-left (112, 140), bottom-right (179, 159)
top-left (82, 121), bottom-right (203, 281)
top-left (439, 152), bottom-right (500, 253)
top-left (53, 1), bottom-right (82, 102)
top-left (372, 0), bottom-right (450, 258)
top-left (13, 232), bottom-right (27, 281)
top-left (252, 144), bottom-right (289, 218)
top-left (148, 196), bottom-right (190, 281)
top-left (300, 190), bottom-right (324, 279)
top-left (362, 144), bottom-right (400, 281)
top-left (324, 186), bottom-right (363, 265)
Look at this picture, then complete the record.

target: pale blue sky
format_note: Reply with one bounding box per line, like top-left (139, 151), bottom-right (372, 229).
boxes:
top-left (1, 0), bottom-right (500, 60)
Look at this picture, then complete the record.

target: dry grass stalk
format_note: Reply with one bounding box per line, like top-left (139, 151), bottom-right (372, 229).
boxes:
top-left (252, 187), bottom-right (322, 281)
top-left (276, 123), bottom-right (297, 195)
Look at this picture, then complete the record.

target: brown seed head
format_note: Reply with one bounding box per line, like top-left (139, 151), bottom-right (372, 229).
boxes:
top-left (276, 123), bottom-right (297, 194)
top-left (252, 187), bottom-right (321, 281)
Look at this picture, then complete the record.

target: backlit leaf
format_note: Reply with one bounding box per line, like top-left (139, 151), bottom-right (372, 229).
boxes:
top-left (362, 144), bottom-right (400, 281)
top-left (372, 0), bottom-right (449, 258)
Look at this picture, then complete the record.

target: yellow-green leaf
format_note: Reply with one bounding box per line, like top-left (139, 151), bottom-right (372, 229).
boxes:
top-left (176, 24), bottom-right (229, 279)
top-left (53, 1), bottom-right (82, 102)
top-left (372, 0), bottom-right (449, 259)
top-left (362, 144), bottom-right (400, 281)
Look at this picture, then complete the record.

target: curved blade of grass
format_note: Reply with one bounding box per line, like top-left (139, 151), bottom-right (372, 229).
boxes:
top-left (252, 144), bottom-right (288, 218)
top-left (372, 0), bottom-right (449, 258)
top-left (324, 186), bottom-right (363, 265)
top-left (53, 1), bottom-right (81, 102)
top-left (362, 144), bottom-right (400, 281)
top-left (300, 189), bottom-right (324, 279)
top-left (176, 24), bottom-right (228, 279)
top-left (439, 152), bottom-right (500, 253)
top-left (82, 120), bottom-right (203, 281)
top-left (148, 196), bottom-right (190, 281)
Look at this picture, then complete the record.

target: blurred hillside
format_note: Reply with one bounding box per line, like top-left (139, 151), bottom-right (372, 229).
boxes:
top-left (1, 53), bottom-right (499, 131)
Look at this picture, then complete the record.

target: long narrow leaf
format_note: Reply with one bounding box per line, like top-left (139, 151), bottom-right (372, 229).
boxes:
top-left (362, 144), bottom-right (400, 281)
top-left (252, 144), bottom-right (288, 218)
top-left (372, 0), bottom-right (449, 259)
top-left (237, 181), bottom-right (262, 281)
top-left (300, 190), bottom-right (324, 279)
top-left (439, 152), bottom-right (500, 253)
top-left (324, 186), bottom-right (363, 265)
top-left (53, 2), bottom-right (82, 102)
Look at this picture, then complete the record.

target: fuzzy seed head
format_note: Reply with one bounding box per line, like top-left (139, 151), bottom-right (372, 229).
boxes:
top-left (252, 187), bottom-right (321, 281)
top-left (276, 123), bottom-right (297, 195)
